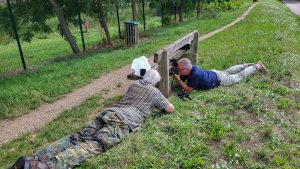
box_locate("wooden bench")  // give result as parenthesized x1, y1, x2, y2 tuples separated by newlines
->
(154, 30, 199, 97)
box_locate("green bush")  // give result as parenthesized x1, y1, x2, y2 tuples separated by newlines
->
(201, 8, 218, 19)
(200, 0, 243, 19)
(162, 16, 172, 25)
(0, 31, 11, 45)
(229, 0, 243, 9)
(207, 0, 243, 11)
(35, 32, 50, 40)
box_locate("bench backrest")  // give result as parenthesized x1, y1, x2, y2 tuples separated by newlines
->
(154, 30, 199, 96)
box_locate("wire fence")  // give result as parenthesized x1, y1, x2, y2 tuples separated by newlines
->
(0, 0, 237, 76)
(0, 0, 162, 76)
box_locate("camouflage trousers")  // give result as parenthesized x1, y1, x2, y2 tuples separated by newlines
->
(34, 110, 129, 169)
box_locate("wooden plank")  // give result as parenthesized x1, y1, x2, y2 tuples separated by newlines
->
(154, 48, 188, 63)
(158, 51, 170, 97)
(169, 49, 187, 60)
(190, 31, 199, 65)
(151, 63, 158, 70)
(164, 30, 197, 54)
(154, 50, 163, 63)
(154, 30, 198, 63)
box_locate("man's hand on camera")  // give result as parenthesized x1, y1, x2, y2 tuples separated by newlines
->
(172, 74, 193, 93)
(173, 74, 181, 82)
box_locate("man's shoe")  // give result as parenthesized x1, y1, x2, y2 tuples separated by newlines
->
(256, 62, 267, 73)
(9, 156, 26, 169)
(24, 159, 49, 169)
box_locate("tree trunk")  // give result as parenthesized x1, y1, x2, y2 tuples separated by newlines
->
(179, 0, 183, 22)
(97, 0, 113, 46)
(131, 0, 137, 21)
(196, 0, 200, 19)
(48, 0, 81, 55)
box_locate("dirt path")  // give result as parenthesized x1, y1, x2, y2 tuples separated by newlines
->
(285, 0, 300, 16)
(0, 2, 260, 145)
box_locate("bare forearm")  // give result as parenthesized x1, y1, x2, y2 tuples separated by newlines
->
(178, 80, 192, 93)
(174, 76, 193, 93)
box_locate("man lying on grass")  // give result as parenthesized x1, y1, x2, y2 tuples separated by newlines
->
(11, 69, 175, 169)
(173, 58, 266, 93)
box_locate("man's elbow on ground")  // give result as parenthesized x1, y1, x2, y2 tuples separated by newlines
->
(165, 103, 175, 113)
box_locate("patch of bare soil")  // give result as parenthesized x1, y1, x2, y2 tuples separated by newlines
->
(236, 110, 262, 153)
(249, 130, 261, 149)
(236, 110, 260, 126)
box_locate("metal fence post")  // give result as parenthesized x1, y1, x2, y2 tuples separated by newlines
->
(161, 2, 164, 27)
(75, 0, 85, 51)
(142, 0, 146, 31)
(174, 4, 177, 21)
(6, 0, 26, 70)
(116, 1, 121, 39)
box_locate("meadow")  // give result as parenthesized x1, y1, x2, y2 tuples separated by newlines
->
(0, 0, 300, 169)
(0, 1, 250, 120)
(80, 0, 300, 167)
(0, 0, 299, 168)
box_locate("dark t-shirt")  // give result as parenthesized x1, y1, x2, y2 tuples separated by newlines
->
(181, 65, 219, 90)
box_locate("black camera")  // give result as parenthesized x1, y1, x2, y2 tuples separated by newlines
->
(178, 91, 192, 101)
(169, 58, 179, 76)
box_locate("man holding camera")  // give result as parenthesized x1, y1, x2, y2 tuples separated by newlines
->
(172, 58, 266, 93)
(11, 69, 175, 169)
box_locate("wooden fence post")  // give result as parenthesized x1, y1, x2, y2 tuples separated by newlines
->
(158, 51, 170, 97)
(154, 30, 199, 97)
(190, 31, 199, 65)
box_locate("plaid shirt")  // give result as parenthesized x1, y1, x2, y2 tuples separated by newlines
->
(105, 80, 170, 131)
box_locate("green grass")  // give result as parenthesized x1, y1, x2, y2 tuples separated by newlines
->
(0, 1, 252, 120)
(0, 0, 299, 168)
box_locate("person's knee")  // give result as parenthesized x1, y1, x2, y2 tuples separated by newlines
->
(95, 127, 128, 151)
(94, 133, 118, 151)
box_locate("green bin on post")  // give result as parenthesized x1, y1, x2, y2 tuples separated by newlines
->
(125, 21, 139, 46)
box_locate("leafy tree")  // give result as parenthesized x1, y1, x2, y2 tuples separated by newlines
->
(0, 0, 81, 54)
(79, 0, 114, 46)
(97, 0, 113, 46)
(48, 0, 81, 54)
(131, 0, 137, 21)
(0, 0, 124, 54)
(148, 0, 194, 23)
(196, 0, 208, 18)
(0, 0, 52, 42)
(196, 0, 201, 18)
